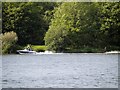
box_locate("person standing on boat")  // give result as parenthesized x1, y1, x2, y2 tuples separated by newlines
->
(26, 44, 32, 51)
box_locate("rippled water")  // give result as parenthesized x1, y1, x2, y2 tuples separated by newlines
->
(0, 55, 2, 89)
(2, 53, 118, 88)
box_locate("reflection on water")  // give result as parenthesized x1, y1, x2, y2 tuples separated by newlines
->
(2, 53, 118, 88)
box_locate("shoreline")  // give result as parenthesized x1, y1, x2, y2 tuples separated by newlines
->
(2, 52, 120, 55)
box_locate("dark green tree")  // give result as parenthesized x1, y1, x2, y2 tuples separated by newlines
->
(98, 2, 120, 49)
(2, 2, 57, 45)
(45, 2, 101, 52)
(45, 2, 120, 52)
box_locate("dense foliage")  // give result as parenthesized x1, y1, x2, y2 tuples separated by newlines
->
(98, 3, 120, 48)
(0, 2, 1, 33)
(2, 2, 120, 53)
(44, 2, 120, 52)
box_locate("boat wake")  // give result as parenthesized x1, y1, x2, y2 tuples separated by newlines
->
(105, 51, 120, 54)
(17, 49, 63, 55)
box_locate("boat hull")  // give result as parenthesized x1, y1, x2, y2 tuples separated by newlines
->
(17, 50, 36, 54)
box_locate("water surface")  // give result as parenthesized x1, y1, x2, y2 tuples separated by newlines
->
(2, 53, 118, 88)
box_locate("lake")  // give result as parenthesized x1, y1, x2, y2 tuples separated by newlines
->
(2, 53, 118, 88)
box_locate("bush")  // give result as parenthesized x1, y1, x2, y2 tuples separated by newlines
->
(31, 45, 47, 52)
(64, 47, 104, 53)
(1, 31, 18, 54)
(106, 46, 120, 51)
(9, 45, 24, 54)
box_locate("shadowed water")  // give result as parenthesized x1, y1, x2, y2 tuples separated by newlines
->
(2, 53, 118, 88)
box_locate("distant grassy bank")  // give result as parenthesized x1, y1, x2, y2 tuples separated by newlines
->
(2, 44, 120, 54)
(31, 45, 47, 52)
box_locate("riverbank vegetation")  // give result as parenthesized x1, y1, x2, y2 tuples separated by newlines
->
(2, 2, 120, 54)
(1, 31, 18, 54)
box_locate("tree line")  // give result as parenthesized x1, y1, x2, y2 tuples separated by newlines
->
(2, 2, 120, 53)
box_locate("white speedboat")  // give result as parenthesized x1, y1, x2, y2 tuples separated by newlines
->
(17, 49, 36, 54)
